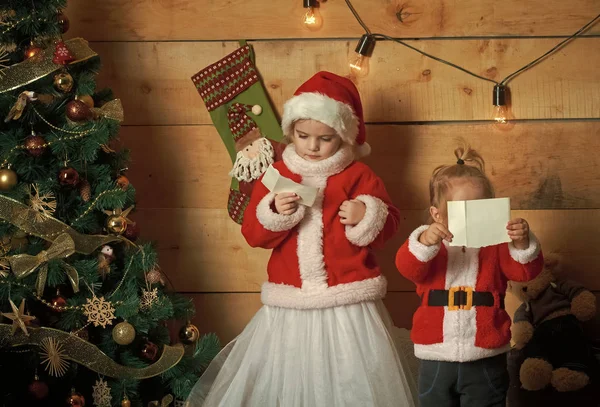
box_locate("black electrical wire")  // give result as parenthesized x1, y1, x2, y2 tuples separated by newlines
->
(344, 0, 599, 86)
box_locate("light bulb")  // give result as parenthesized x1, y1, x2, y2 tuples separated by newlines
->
(302, 4, 323, 31)
(349, 34, 376, 78)
(493, 105, 508, 123)
(492, 84, 508, 123)
(349, 54, 370, 77)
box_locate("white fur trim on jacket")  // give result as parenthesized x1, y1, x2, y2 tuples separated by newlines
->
(261, 275, 387, 309)
(256, 192, 306, 232)
(345, 195, 389, 247)
(281, 92, 359, 145)
(296, 176, 328, 289)
(408, 225, 441, 263)
(414, 342, 510, 363)
(283, 144, 355, 177)
(508, 231, 541, 264)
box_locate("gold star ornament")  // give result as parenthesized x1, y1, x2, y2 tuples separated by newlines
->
(2, 299, 35, 335)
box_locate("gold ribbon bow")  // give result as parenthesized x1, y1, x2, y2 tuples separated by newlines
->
(92, 99, 124, 122)
(148, 395, 174, 407)
(8, 233, 78, 295)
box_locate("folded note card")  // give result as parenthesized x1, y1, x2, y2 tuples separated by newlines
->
(447, 197, 511, 248)
(261, 165, 318, 207)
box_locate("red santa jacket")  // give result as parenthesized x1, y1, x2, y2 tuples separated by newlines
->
(396, 225, 543, 362)
(241, 144, 399, 309)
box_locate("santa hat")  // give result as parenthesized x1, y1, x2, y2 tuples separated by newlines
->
(227, 103, 264, 151)
(281, 71, 370, 157)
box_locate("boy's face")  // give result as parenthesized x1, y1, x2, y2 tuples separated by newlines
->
(292, 120, 341, 162)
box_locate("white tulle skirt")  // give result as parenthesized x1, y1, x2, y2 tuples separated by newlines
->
(186, 300, 418, 407)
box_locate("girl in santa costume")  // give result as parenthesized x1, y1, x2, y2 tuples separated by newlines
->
(186, 71, 417, 407)
(395, 146, 544, 407)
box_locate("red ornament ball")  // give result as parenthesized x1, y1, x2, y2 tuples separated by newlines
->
(24, 133, 47, 157)
(58, 167, 80, 187)
(67, 391, 86, 406)
(28, 378, 49, 400)
(57, 12, 70, 34)
(141, 340, 159, 361)
(51, 294, 67, 311)
(66, 100, 93, 122)
(123, 221, 140, 241)
(24, 45, 43, 60)
(116, 175, 130, 190)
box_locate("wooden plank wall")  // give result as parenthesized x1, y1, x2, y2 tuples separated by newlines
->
(65, 1, 600, 343)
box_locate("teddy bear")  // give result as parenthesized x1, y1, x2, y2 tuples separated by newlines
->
(507, 255, 597, 392)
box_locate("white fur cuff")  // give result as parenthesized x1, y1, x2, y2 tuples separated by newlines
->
(345, 195, 388, 247)
(508, 231, 541, 264)
(256, 192, 306, 232)
(408, 225, 441, 263)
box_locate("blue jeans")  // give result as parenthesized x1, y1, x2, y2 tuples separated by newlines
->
(418, 354, 509, 407)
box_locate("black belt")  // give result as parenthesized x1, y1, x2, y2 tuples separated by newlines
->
(427, 288, 504, 310)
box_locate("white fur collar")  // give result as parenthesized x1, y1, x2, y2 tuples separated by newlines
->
(282, 144, 355, 177)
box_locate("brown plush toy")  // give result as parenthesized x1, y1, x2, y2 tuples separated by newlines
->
(508, 255, 597, 392)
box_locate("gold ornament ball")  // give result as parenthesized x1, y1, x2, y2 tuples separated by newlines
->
(107, 215, 128, 234)
(0, 168, 18, 191)
(121, 397, 131, 407)
(53, 72, 74, 93)
(112, 321, 136, 345)
(179, 323, 200, 344)
(76, 94, 95, 108)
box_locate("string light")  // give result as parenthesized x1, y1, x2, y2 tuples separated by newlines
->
(492, 85, 508, 124)
(349, 34, 375, 78)
(340, 0, 600, 123)
(302, 0, 323, 31)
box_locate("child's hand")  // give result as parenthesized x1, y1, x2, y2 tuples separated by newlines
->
(419, 222, 453, 246)
(507, 218, 530, 250)
(339, 200, 366, 226)
(275, 192, 300, 215)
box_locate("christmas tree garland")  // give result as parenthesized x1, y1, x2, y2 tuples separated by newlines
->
(0, 37, 96, 93)
(0, 193, 125, 253)
(0, 324, 185, 379)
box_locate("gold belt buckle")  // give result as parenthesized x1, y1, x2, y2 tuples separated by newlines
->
(448, 286, 474, 311)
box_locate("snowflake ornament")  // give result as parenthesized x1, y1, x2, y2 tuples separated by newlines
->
(28, 184, 57, 222)
(92, 378, 112, 407)
(56, 46, 69, 57)
(40, 337, 69, 377)
(83, 296, 116, 328)
(140, 288, 158, 311)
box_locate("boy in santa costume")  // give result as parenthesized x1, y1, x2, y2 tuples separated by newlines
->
(186, 71, 417, 407)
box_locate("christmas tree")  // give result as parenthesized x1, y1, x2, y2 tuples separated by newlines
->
(0, 1, 219, 406)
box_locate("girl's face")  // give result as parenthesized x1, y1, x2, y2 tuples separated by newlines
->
(430, 177, 487, 225)
(292, 120, 342, 162)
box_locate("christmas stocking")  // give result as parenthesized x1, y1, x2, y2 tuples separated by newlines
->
(192, 41, 284, 225)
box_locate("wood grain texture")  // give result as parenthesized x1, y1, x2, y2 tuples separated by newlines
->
(65, 0, 600, 41)
(133, 208, 600, 292)
(122, 122, 600, 211)
(92, 39, 600, 125)
(187, 291, 421, 344)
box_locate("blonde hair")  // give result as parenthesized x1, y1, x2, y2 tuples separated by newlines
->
(429, 144, 494, 210)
